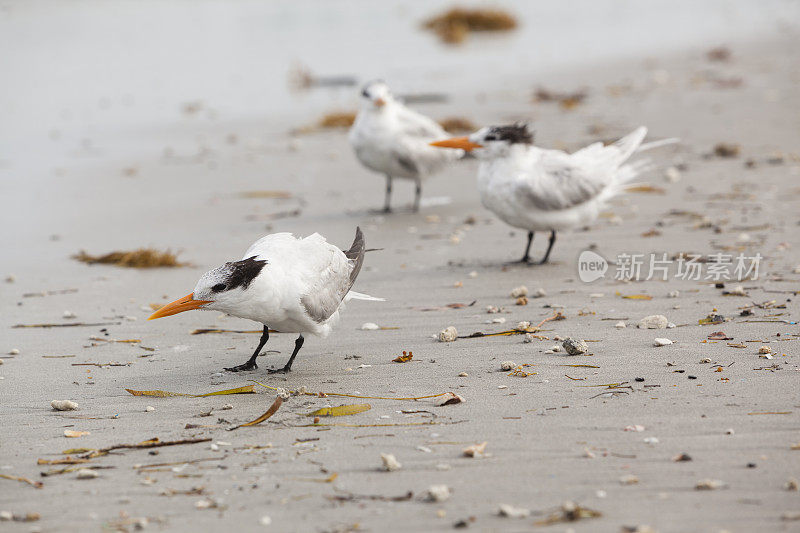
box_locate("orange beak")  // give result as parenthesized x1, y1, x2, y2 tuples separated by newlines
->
(430, 137, 483, 151)
(148, 293, 211, 320)
(374, 98, 386, 107)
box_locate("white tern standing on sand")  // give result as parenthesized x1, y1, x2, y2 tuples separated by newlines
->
(349, 80, 463, 213)
(431, 124, 673, 264)
(148, 228, 382, 373)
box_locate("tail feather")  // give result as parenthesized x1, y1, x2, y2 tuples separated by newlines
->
(637, 137, 680, 153)
(345, 291, 385, 302)
(613, 126, 648, 164)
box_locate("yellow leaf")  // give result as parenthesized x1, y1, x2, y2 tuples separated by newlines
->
(622, 294, 653, 300)
(125, 385, 255, 398)
(236, 396, 283, 428)
(64, 430, 90, 438)
(625, 184, 666, 194)
(61, 448, 93, 454)
(125, 389, 188, 397)
(307, 404, 371, 417)
(196, 385, 255, 397)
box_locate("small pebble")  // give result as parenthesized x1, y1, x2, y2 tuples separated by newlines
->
(490, 317, 506, 324)
(668, 290, 680, 298)
(531, 288, 547, 298)
(63, 310, 76, 319)
(664, 166, 681, 183)
(486, 305, 500, 314)
(695, 479, 726, 490)
(725, 428, 735, 435)
(458, 372, 468, 377)
(785, 478, 799, 491)
(221, 404, 233, 410)
(515, 296, 528, 306)
(620, 474, 639, 485)
(522, 333, 535, 343)
(468, 271, 478, 278)
(361, 322, 380, 330)
(145, 406, 155, 412)
(643, 437, 659, 445)
(758, 346, 772, 354)
(259, 516, 272, 527)
(435, 463, 451, 471)
(500, 361, 516, 371)
(9, 349, 19, 355)
(653, 338, 673, 347)
(615, 321, 626, 329)
(497, 504, 530, 518)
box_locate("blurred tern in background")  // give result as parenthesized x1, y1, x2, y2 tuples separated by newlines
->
(432, 124, 675, 264)
(349, 80, 463, 213)
(148, 228, 382, 373)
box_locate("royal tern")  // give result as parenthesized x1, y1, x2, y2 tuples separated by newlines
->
(148, 228, 381, 373)
(432, 124, 665, 264)
(349, 80, 463, 212)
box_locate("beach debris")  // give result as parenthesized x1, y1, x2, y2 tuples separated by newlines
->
(125, 385, 255, 398)
(361, 322, 380, 330)
(643, 437, 659, 445)
(723, 285, 747, 296)
(713, 143, 740, 158)
(230, 396, 283, 430)
(435, 392, 464, 406)
(9, 348, 19, 355)
(486, 305, 500, 314)
(0, 511, 40, 522)
(438, 117, 477, 133)
(623, 294, 652, 300)
(620, 474, 639, 485)
(624, 425, 645, 432)
(458, 372, 468, 377)
(785, 478, 799, 491)
(462, 442, 487, 458)
(699, 313, 727, 325)
(664, 166, 681, 183)
(425, 484, 451, 502)
(422, 8, 517, 44)
(725, 428, 735, 435)
(380, 453, 402, 472)
(194, 499, 218, 510)
(695, 479, 727, 490)
(393, 351, 414, 363)
(615, 321, 626, 329)
(438, 326, 458, 342)
(73, 249, 184, 268)
(64, 430, 90, 438)
(782, 512, 800, 522)
(562, 338, 588, 355)
(76, 468, 98, 479)
(318, 111, 356, 129)
(583, 447, 596, 459)
(239, 190, 292, 199)
(672, 453, 693, 462)
(308, 404, 370, 417)
(497, 504, 530, 518)
(515, 296, 528, 306)
(259, 515, 272, 527)
(51, 400, 79, 411)
(510, 286, 528, 298)
(707, 331, 732, 340)
(707, 46, 731, 62)
(14, 321, 121, 329)
(145, 406, 155, 412)
(534, 501, 602, 526)
(0, 473, 43, 489)
(288, 63, 356, 91)
(653, 338, 673, 347)
(638, 315, 669, 329)
(523, 333, 535, 343)
(500, 360, 516, 371)
(758, 346, 772, 355)
(535, 87, 588, 110)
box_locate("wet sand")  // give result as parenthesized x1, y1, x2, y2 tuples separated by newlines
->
(2, 4, 800, 532)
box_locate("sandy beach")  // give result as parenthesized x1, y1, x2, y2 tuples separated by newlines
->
(1, 2, 800, 532)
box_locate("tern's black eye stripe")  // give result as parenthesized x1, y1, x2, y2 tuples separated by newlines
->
(361, 89, 370, 98)
(485, 135, 497, 141)
(211, 283, 227, 293)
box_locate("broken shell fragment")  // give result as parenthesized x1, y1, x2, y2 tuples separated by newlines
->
(758, 346, 772, 354)
(653, 338, 673, 347)
(380, 453, 402, 472)
(638, 315, 669, 329)
(500, 360, 516, 371)
(462, 441, 487, 458)
(620, 474, 639, 485)
(76, 469, 98, 479)
(425, 484, 451, 502)
(695, 479, 727, 490)
(510, 285, 528, 298)
(497, 504, 530, 518)
(435, 392, 464, 406)
(51, 400, 79, 411)
(361, 322, 380, 330)
(562, 338, 588, 355)
(438, 326, 458, 342)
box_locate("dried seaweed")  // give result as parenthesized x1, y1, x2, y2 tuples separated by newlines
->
(423, 8, 517, 44)
(125, 385, 255, 397)
(308, 404, 371, 417)
(0, 473, 43, 488)
(250, 380, 453, 402)
(13, 322, 120, 329)
(230, 396, 283, 430)
(534, 501, 602, 525)
(238, 190, 292, 199)
(318, 112, 356, 129)
(393, 351, 414, 363)
(438, 117, 477, 133)
(73, 249, 185, 268)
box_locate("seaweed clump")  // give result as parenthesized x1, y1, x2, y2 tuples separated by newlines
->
(73, 249, 185, 268)
(423, 8, 517, 44)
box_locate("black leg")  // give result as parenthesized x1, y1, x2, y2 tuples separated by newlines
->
(412, 180, 422, 212)
(382, 175, 393, 213)
(520, 231, 535, 263)
(539, 230, 557, 264)
(225, 325, 269, 372)
(269, 335, 304, 374)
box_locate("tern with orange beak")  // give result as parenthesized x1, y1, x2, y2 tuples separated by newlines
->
(432, 124, 674, 264)
(349, 80, 463, 212)
(149, 228, 382, 373)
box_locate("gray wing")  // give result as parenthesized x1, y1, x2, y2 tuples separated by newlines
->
(301, 227, 365, 323)
(515, 158, 608, 211)
(395, 105, 447, 140)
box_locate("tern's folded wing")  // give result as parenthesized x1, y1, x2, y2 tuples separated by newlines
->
(396, 105, 448, 140)
(513, 158, 609, 211)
